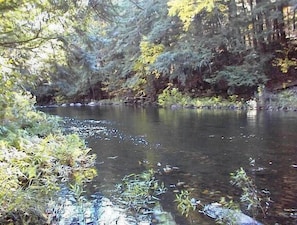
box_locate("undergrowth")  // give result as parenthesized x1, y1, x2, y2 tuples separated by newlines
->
(0, 74, 97, 224)
(158, 87, 245, 109)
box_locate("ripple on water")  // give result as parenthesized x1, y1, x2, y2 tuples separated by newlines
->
(61, 117, 160, 149)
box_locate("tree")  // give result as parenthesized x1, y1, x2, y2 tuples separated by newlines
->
(0, 0, 117, 102)
(3, 0, 296, 104)
(165, 0, 296, 95)
(0, 1, 120, 222)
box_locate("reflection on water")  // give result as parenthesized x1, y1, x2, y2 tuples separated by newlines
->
(41, 106, 297, 225)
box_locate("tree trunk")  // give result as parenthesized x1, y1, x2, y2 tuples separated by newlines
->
(255, 0, 266, 52)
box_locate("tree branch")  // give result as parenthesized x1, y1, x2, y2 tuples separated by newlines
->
(128, 0, 144, 10)
(0, 28, 42, 48)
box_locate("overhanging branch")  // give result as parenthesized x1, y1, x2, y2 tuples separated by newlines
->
(0, 28, 42, 48)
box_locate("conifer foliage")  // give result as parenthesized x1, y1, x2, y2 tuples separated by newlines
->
(1, 0, 297, 102)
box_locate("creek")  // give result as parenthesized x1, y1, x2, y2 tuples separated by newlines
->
(41, 106, 297, 225)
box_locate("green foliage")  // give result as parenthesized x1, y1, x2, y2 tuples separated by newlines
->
(206, 51, 269, 88)
(0, 71, 59, 135)
(158, 87, 245, 109)
(126, 38, 165, 95)
(0, 72, 97, 222)
(275, 89, 297, 109)
(158, 87, 191, 107)
(167, 0, 220, 31)
(175, 190, 196, 217)
(134, 39, 165, 72)
(0, 0, 117, 103)
(274, 57, 297, 73)
(194, 96, 242, 108)
(230, 159, 270, 218)
(215, 66, 264, 87)
(70, 183, 86, 201)
(150, 45, 213, 86)
(115, 169, 166, 211)
(2, 0, 296, 104)
(218, 197, 240, 211)
(273, 47, 297, 73)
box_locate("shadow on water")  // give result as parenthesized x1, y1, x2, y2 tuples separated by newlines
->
(41, 106, 297, 225)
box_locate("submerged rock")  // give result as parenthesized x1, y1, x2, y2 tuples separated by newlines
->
(152, 203, 177, 225)
(202, 203, 263, 225)
(47, 190, 176, 225)
(47, 192, 140, 225)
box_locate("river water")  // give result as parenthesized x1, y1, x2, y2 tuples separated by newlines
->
(42, 106, 297, 225)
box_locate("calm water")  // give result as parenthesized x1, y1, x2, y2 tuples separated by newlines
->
(42, 106, 297, 225)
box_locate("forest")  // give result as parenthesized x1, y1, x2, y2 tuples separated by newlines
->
(1, 0, 297, 105)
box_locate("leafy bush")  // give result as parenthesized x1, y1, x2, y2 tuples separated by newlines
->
(115, 169, 166, 211)
(158, 87, 191, 107)
(230, 160, 270, 219)
(175, 190, 197, 217)
(0, 74, 97, 223)
(158, 87, 245, 109)
(273, 88, 297, 109)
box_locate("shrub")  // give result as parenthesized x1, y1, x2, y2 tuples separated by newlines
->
(0, 76, 97, 223)
(158, 87, 191, 107)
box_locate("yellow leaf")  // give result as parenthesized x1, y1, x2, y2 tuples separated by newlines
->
(28, 166, 37, 179)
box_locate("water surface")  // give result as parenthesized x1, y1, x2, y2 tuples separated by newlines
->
(42, 106, 297, 224)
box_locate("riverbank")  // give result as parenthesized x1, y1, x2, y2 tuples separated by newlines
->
(39, 87, 297, 112)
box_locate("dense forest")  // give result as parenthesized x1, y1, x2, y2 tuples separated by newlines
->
(1, 0, 297, 104)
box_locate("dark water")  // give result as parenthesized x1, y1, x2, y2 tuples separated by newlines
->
(41, 106, 297, 225)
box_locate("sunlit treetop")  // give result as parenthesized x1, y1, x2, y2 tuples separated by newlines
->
(0, 0, 117, 48)
(167, 0, 219, 30)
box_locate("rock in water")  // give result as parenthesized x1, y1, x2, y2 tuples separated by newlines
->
(152, 203, 177, 225)
(47, 192, 140, 225)
(47, 191, 177, 225)
(202, 203, 263, 225)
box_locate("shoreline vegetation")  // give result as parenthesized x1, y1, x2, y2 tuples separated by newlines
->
(0, 89, 97, 224)
(39, 87, 297, 112)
